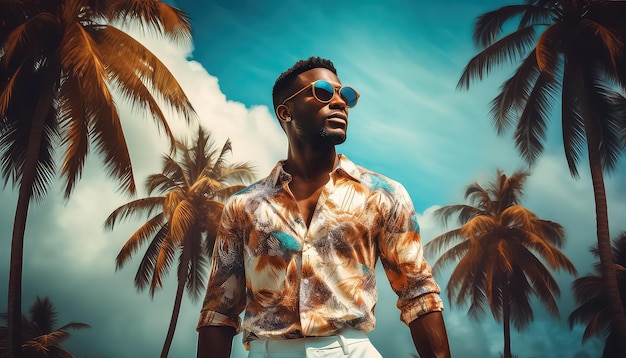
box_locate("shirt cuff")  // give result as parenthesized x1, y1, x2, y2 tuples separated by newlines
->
(400, 292, 444, 326)
(196, 310, 242, 333)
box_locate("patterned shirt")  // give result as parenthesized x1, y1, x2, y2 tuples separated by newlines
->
(197, 155, 443, 345)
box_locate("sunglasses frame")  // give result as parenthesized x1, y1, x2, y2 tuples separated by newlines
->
(281, 80, 360, 108)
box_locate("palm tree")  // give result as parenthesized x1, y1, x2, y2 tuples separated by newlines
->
(569, 232, 626, 358)
(0, 1, 195, 356)
(457, 0, 626, 347)
(0, 296, 90, 358)
(104, 126, 255, 358)
(424, 169, 577, 358)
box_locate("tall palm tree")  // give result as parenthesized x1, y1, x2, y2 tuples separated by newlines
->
(0, 296, 90, 358)
(424, 169, 577, 358)
(569, 232, 626, 358)
(104, 126, 255, 358)
(0, 1, 195, 356)
(457, 0, 626, 346)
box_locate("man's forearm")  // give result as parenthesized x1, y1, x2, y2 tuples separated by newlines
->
(409, 311, 451, 358)
(197, 326, 236, 358)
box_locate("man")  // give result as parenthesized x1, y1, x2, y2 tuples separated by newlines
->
(197, 57, 450, 358)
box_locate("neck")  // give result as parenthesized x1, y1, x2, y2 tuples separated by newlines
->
(284, 145, 337, 180)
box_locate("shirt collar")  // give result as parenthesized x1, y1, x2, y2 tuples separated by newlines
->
(334, 154, 361, 183)
(269, 154, 362, 186)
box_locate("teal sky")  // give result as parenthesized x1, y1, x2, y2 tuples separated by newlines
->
(2, 1, 625, 357)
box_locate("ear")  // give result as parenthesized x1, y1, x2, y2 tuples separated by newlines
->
(275, 104, 291, 122)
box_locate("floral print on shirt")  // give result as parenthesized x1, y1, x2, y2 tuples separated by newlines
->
(197, 155, 443, 345)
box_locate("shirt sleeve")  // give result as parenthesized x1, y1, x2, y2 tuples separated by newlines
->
(197, 198, 247, 332)
(377, 183, 444, 326)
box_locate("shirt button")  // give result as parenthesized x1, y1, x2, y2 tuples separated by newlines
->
(303, 279, 309, 285)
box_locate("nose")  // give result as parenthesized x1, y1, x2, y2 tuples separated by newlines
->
(329, 88, 347, 109)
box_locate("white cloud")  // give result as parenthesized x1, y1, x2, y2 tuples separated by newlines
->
(124, 27, 286, 178)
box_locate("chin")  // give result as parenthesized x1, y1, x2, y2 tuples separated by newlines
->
(318, 128, 346, 145)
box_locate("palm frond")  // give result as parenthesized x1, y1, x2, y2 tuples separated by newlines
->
(150, 234, 177, 295)
(561, 62, 586, 177)
(25, 329, 70, 349)
(1, 12, 58, 71)
(459, 215, 498, 242)
(163, 190, 185, 218)
(518, 2, 554, 28)
(96, 24, 195, 122)
(29, 296, 57, 334)
(585, 69, 626, 172)
(160, 155, 188, 188)
(0, 82, 58, 201)
(107, 0, 192, 42)
(513, 69, 559, 166)
(63, 32, 136, 196)
(156, 1, 192, 42)
(185, 127, 210, 181)
(579, 18, 623, 70)
(60, 22, 110, 102)
(429, 239, 470, 276)
(209, 138, 233, 176)
(104, 196, 164, 230)
(58, 75, 89, 198)
(146, 171, 183, 195)
(55, 322, 90, 331)
(184, 231, 209, 301)
(535, 23, 564, 75)
(0, 63, 23, 117)
(464, 183, 492, 209)
(490, 49, 540, 134)
(458, 25, 538, 90)
(133, 225, 168, 291)
(535, 218, 566, 247)
(508, 269, 536, 329)
(115, 213, 166, 269)
(168, 199, 197, 244)
(433, 204, 468, 227)
(96, 25, 180, 145)
(473, 5, 537, 49)
(613, 232, 626, 265)
(424, 227, 464, 255)
(514, 248, 560, 312)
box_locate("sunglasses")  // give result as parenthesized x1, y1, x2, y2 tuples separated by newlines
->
(281, 80, 360, 107)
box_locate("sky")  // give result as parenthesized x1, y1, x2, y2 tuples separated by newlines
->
(1, 0, 626, 357)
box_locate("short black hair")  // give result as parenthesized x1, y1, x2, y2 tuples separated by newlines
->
(272, 57, 337, 111)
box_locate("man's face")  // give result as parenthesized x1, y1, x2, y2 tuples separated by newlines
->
(284, 68, 350, 147)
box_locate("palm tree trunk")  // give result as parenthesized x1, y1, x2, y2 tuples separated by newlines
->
(576, 61, 626, 351)
(502, 282, 512, 358)
(7, 79, 56, 358)
(585, 140, 626, 346)
(160, 248, 190, 358)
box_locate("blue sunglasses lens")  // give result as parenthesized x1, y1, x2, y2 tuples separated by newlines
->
(313, 81, 359, 107)
(340, 87, 358, 107)
(313, 81, 335, 102)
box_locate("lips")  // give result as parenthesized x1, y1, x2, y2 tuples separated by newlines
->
(327, 112, 347, 127)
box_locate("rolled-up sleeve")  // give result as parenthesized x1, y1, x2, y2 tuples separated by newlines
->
(378, 185, 444, 325)
(197, 199, 246, 332)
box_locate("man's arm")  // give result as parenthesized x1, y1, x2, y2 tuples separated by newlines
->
(197, 326, 236, 358)
(409, 311, 451, 358)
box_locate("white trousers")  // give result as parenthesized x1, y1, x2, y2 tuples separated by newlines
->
(247, 328, 382, 358)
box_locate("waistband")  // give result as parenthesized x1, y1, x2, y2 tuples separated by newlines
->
(248, 327, 370, 354)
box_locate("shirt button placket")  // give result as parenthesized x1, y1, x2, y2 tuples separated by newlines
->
(299, 237, 312, 334)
